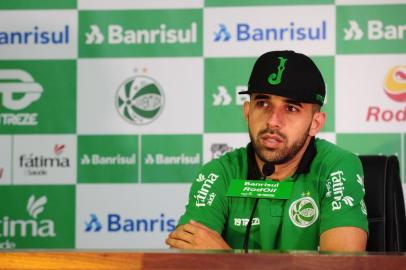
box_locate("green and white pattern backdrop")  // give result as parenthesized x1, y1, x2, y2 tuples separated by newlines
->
(0, 0, 405, 249)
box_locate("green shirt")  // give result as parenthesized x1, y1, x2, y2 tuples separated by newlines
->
(178, 138, 369, 250)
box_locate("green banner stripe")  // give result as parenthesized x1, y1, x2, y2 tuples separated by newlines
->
(205, 0, 333, 7)
(0, 0, 76, 9)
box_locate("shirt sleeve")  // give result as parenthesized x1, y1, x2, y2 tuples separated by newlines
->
(319, 153, 369, 235)
(177, 159, 229, 234)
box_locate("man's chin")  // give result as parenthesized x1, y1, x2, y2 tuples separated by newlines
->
(260, 146, 281, 154)
(258, 150, 284, 164)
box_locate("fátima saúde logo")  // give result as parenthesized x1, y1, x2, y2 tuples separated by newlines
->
(0, 195, 55, 249)
(0, 69, 43, 126)
(115, 75, 164, 125)
(384, 65, 406, 102)
(18, 143, 70, 177)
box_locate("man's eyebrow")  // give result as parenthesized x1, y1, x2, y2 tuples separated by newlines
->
(284, 98, 304, 108)
(253, 94, 270, 100)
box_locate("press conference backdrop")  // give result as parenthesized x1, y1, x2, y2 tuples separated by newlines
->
(0, 0, 405, 250)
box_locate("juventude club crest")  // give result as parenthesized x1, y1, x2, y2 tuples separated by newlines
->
(115, 75, 165, 125)
(289, 197, 319, 228)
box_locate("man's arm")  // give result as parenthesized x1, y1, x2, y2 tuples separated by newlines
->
(319, 226, 367, 252)
(319, 152, 369, 252)
(169, 158, 231, 249)
(165, 220, 231, 250)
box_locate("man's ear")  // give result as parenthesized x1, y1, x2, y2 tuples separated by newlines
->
(243, 101, 250, 122)
(309, 111, 326, 136)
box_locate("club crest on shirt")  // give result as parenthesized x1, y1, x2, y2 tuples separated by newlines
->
(289, 196, 319, 228)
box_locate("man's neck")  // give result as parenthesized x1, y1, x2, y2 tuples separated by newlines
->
(255, 136, 312, 181)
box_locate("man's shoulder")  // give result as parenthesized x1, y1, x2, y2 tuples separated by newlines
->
(314, 138, 361, 167)
(203, 146, 248, 176)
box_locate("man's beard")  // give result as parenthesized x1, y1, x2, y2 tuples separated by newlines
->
(249, 126, 310, 165)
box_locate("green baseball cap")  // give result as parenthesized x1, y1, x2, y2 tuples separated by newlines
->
(239, 50, 326, 106)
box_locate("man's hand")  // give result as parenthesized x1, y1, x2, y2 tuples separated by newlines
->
(165, 220, 231, 250)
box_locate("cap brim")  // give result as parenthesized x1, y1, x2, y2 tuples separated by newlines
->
(237, 89, 324, 106)
(238, 90, 250, 95)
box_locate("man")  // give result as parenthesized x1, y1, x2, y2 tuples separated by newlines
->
(166, 50, 368, 251)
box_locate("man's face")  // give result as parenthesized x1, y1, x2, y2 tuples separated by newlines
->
(243, 93, 323, 165)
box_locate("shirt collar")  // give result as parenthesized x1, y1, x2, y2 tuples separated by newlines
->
(247, 136, 317, 179)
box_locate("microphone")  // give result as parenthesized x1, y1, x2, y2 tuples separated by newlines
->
(262, 162, 275, 178)
(243, 162, 275, 253)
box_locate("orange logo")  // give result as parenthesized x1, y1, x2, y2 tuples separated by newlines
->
(384, 65, 406, 102)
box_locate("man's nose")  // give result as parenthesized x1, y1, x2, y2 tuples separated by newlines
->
(266, 107, 283, 129)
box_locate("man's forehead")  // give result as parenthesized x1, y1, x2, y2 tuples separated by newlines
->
(251, 93, 303, 104)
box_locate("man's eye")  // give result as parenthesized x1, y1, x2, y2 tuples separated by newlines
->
(256, 100, 269, 108)
(286, 105, 299, 112)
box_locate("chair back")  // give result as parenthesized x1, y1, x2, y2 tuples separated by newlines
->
(359, 155, 406, 252)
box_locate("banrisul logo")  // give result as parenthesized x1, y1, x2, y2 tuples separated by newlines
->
(0, 186, 75, 249)
(85, 24, 196, 45)
(144, 153, 200, 165)
(0, 69, 43, 126)
(343, 19, 405, 41)
(212, 85, 248, 107)
(85, 25, 104, 45)
(81, 153, 136, 166)
(83, 213, 176, 233)
(142, 135, 202, 183)
(19, 144, 70, 176)
(343, 21, 364, 41)
(78, 135, 138, 183)
(79, 9, 202, 57)
(0, 26, 69, 46)
(213, 21, 327, 42)
(337, 5, 406, 53)
(115, 75, 164, 125)
(214, 24, 231, 42)
(84, 214, 102, 232)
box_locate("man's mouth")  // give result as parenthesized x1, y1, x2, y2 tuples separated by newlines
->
(260, 134, 284, 149)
